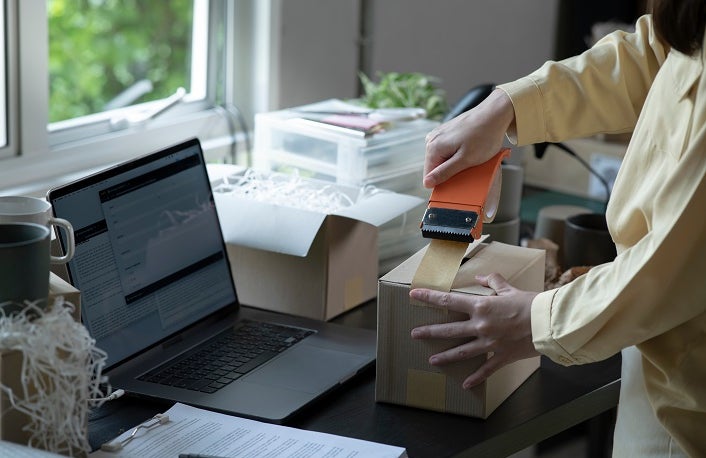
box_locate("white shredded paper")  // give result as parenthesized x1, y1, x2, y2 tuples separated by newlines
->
(213, 169, 389, 213)
(0, 299, 109, 456)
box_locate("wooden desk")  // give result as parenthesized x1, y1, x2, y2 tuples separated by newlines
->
(88, 301, 621, 457)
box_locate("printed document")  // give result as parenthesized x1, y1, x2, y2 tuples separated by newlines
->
(89, 402, 407, 457)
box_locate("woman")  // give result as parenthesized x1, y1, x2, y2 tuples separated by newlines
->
(411, 1, 706, 455)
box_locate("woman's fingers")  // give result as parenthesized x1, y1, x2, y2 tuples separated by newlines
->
(476, 272, 514, 295)
(409, 274, 539, 388)
(411, 320, 473, 340)
(409, 288, 478, 314)
(426, 339, 487, 366)
(462, 354, 507, 389)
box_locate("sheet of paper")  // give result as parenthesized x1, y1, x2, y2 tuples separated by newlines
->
(89, 402, 407, 458)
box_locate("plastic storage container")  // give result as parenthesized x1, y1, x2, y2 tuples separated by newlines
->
(253, 99, 439, 187)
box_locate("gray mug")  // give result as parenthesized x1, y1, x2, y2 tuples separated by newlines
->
(0, 195, 75, 264)
(563, 213, 617, 268)
(0, 222, 51, 315)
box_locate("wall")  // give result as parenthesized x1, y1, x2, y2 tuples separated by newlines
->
(269, 0, 559, 110)
(365, 0, 559, 106)
(267, 0, 363, 110)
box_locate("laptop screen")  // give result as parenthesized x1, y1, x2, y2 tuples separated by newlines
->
(49, 138, 238, 369)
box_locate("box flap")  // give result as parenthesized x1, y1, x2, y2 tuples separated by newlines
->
(452, 242, 544, 295)
(332, 191, 422, 227)
(207, 163, 246, 187)
(215, 192, 327, 257)
(214, 173, 423, 257)
(49, 272, 79, 296)
(380, 236, 488, 285)
(380, 240, 543, 297)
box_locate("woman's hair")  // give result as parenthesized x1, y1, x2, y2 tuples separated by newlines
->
(652, 0, 706, 54)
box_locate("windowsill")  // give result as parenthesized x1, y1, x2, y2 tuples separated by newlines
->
(0, 109, 241, 197)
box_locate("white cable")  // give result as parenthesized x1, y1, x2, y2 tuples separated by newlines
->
(100, 413, 170, 452)
(90, 388, 125, 402)
(0, 297, 109, 456)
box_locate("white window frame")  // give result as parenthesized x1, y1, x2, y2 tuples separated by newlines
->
(0, 0, 244, 197)
(0, 0, 19, 159)
(0, 0, 8, 151)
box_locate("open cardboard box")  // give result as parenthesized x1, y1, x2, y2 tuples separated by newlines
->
(376, 241, 545, 418)
(211, 167, 423, 321)
(0, 273, 82, 449)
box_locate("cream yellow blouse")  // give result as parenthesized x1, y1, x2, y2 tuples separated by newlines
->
(498, 15, 706, 456)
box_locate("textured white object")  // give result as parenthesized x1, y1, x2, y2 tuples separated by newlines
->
(0, 299, 109, 456)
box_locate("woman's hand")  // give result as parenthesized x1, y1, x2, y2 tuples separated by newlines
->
(424, 88, 515, 188)
(410, 273, 539, 389)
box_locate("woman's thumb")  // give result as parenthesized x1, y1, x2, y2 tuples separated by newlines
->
(476, 273, 511, 294)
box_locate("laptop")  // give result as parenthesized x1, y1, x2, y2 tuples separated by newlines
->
(47, 137, 376, 423)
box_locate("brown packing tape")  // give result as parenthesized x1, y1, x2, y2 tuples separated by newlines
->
(404, 219, 473, 412)
(405, 368, 447, 412)
(410, 239, 468, 306)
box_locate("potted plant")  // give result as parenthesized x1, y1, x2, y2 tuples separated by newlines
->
(357, 71, 448, 121)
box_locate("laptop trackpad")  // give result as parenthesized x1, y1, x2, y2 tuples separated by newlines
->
(243, 344, 369, 394)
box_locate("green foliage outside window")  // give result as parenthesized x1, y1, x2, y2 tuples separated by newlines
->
(48, 0, 193, 123)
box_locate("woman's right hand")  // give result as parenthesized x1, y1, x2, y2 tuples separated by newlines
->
(423, 88, 516, 188)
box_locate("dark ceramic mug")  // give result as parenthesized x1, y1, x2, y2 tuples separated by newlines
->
(0, 222, 51, 314)
(563, 213, 617, 268)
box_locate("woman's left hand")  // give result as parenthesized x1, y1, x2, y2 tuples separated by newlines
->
(410, 273, 540, 389)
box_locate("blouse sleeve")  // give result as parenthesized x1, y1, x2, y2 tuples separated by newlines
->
(497, 14, 668, 146)
(498, 14, 706, 365)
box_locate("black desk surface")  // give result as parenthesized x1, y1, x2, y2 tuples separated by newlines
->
(89, 301, 621, 458)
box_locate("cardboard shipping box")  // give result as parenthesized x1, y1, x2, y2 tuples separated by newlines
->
(47, 271, 82, 321)
(1, 273, 82, 447)
(213, 172, 423, 321)
(376, 241, 545, 418)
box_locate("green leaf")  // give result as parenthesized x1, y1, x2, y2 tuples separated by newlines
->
(357, 71, 448, 120)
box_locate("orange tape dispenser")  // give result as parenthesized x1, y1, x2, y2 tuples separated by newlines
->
(420, 148, 510, 243)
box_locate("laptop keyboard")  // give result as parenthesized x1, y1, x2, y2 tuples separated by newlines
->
(138, 320, 315, 393)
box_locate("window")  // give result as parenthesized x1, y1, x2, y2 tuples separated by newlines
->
(47, 0, 201, 124)
(47, 0, 221, 146)
(0, 0, 18, 160)
(0, 0, 248, 197)
(0, 0, 7, 150)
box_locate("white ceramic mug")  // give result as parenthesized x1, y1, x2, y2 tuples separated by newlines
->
(0, 195, 75, 264)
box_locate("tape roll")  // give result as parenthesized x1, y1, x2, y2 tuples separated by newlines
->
(483, 169, 502, 223)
